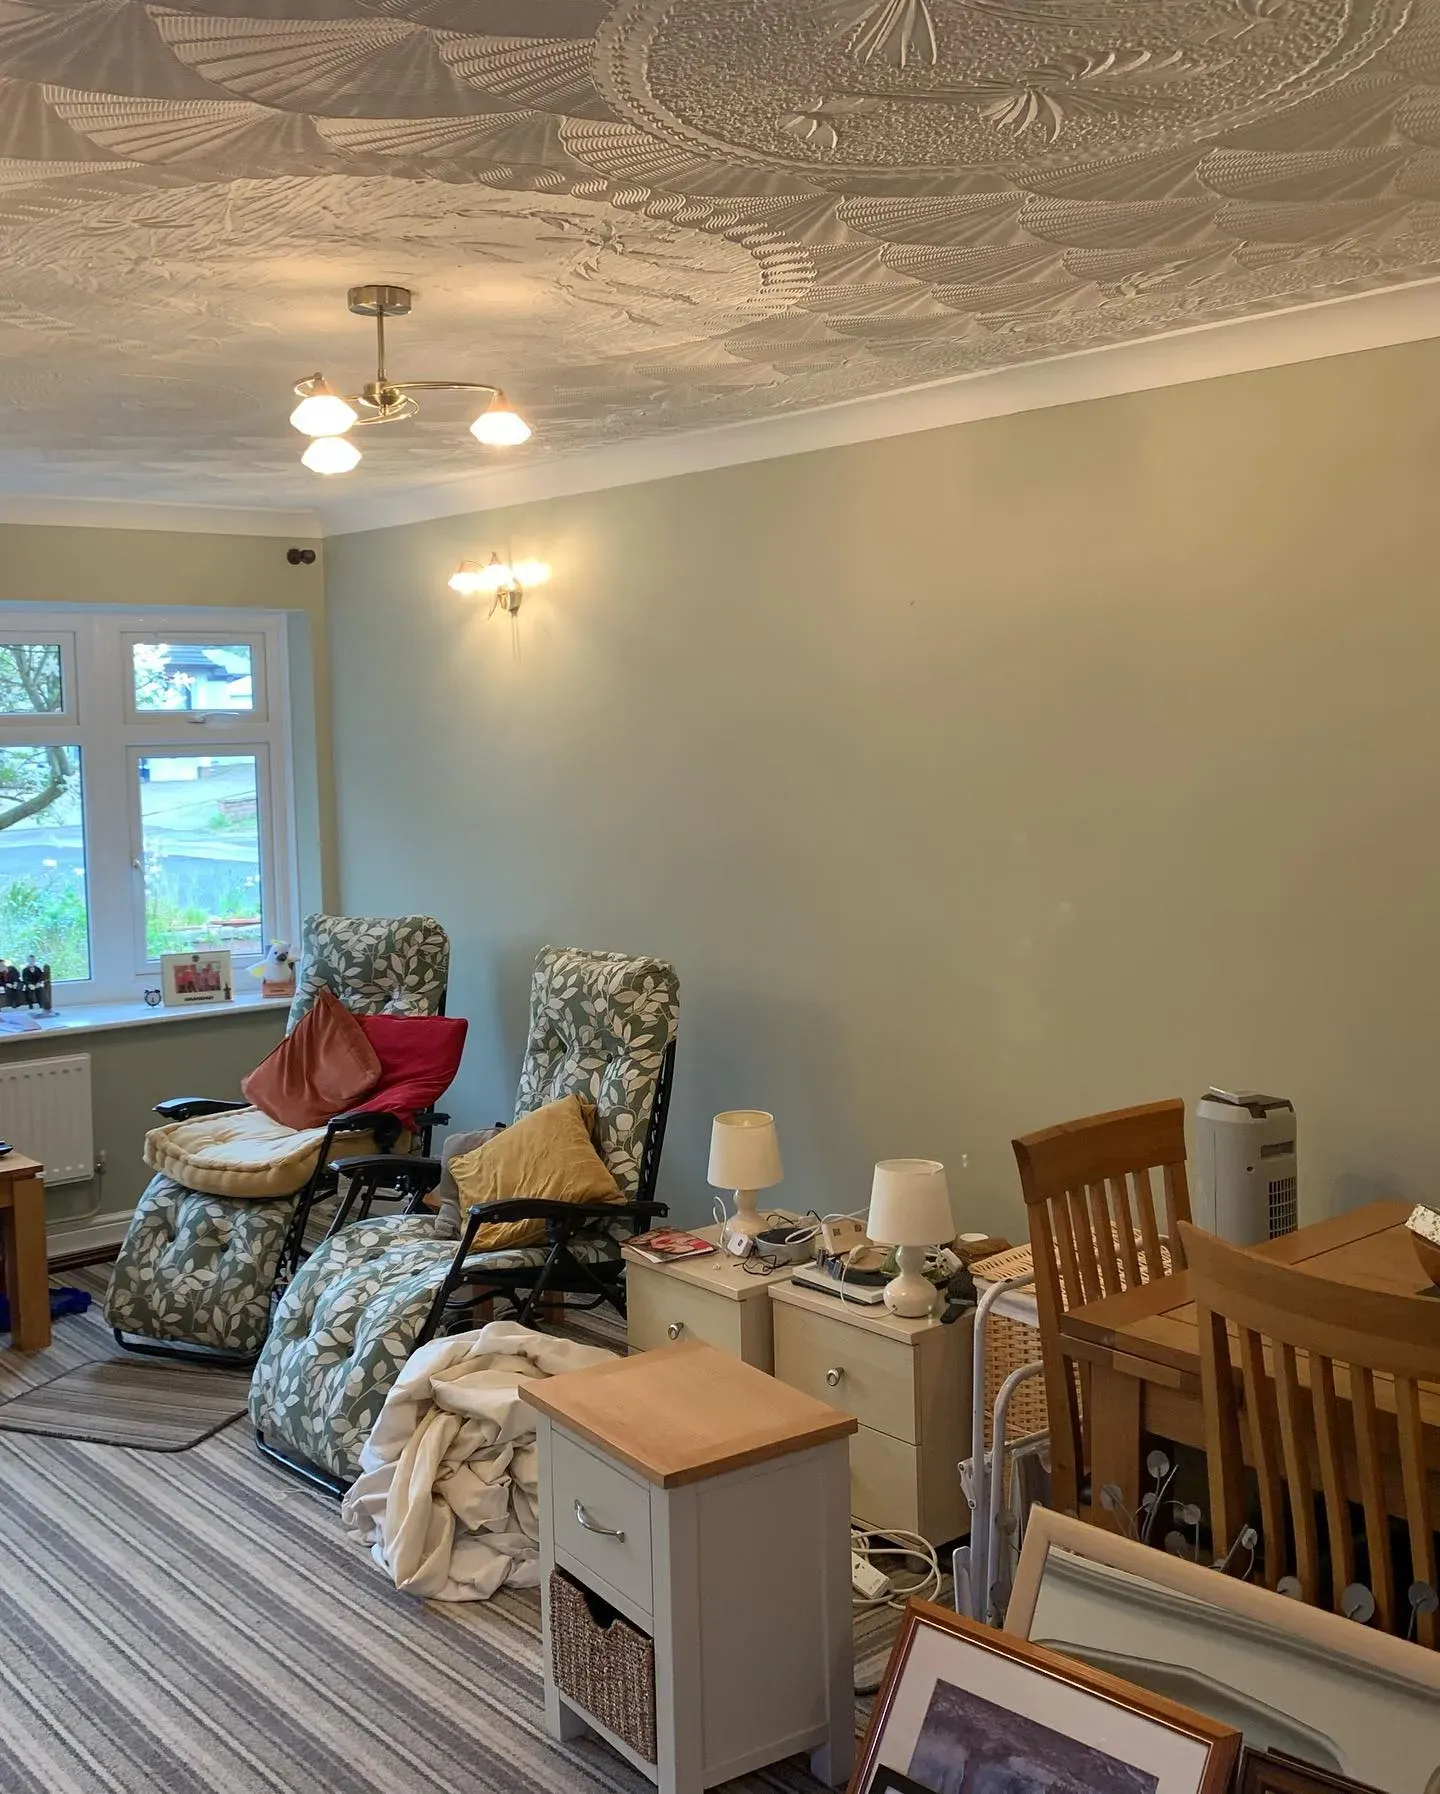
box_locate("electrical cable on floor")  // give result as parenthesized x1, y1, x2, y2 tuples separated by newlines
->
(850, 1524, 943, 1695)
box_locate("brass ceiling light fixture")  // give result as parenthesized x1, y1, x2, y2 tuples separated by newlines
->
(289, 284, 532, 476)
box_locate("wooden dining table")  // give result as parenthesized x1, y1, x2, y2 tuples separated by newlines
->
(1059, 1199, 1440, 1529)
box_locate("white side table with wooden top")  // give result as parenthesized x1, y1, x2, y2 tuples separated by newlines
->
(768, 1277, 973, 1544)
(622, 1222, 796, 1369)
(523, 1340, 857, 1794)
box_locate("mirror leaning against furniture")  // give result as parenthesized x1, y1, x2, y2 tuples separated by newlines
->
(66, 969, 1440, 1794)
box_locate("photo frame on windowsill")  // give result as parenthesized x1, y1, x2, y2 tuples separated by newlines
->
(1004, 1508, 1440, 1794)
(850, 1598, 1239, 1794)
(160, 949, 233, 1007)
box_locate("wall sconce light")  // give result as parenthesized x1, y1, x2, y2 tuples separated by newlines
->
(448, 552, 550, 615)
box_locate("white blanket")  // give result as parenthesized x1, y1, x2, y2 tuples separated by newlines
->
(341, 1321, 616, 1602)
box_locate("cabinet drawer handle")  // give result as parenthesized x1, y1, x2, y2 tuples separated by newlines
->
(667, 1320, 685, 1340)
(574, 1500, 625, 1542)
(825, 1366, 844, 1386)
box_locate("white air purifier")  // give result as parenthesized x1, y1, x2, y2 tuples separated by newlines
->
(1193, 1089, 1298, 1245)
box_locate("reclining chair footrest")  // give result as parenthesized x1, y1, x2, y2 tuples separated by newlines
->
(254, 1429, 349, 1499)
(111, 1327, 260, 1373)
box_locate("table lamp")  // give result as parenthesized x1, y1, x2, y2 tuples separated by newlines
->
(708, 1110, 782, 1243)
(867, 1158, 954, 1317)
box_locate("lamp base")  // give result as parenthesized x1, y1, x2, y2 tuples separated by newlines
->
(882, 1245, 938, 1319)
(722, 1188, 766, 1244)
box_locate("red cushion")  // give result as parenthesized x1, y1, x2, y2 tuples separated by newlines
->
(241, 987, 381, 1130)
(353, 1014, 468, 1130)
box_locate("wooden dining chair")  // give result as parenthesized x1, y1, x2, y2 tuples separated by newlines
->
(1011, 1098, 1192, 1518)
(1181, 1220, 1440, 1649)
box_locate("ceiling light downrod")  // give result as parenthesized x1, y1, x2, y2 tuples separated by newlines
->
(290, 284, 532, 476)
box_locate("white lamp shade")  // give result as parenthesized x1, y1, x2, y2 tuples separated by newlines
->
(867, 1158, 953, 1247)
(301, 434, 360, 475)
(470, 395, 532, 447)
(289, 383, 358, 438)
(708, 1111, 782, 1191)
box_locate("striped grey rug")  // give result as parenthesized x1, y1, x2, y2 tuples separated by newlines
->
(0, 1358, 251, 1450)
(0, 1271, 907, 1794)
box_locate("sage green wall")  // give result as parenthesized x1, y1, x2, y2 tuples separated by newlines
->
(325, 339, 1440, 1237)
(0, 521, 332, 1237)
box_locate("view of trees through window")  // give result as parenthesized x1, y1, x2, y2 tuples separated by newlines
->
(0, 644, 87, 976)
(0, 639, 268, 982)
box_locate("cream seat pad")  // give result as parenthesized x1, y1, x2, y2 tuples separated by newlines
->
(144, 1107, 390, 1200)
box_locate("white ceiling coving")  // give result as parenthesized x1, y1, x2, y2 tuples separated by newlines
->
(4, 0, 1440, 509)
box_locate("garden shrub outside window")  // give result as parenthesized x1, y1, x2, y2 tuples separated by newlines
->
(0, 611, 295, 1004)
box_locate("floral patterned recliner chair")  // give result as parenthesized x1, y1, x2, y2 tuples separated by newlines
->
(105, 914, 453, 1365)
(249, 944, 679, 1491)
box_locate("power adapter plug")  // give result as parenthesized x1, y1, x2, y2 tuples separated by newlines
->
(850, 1551, 889, 1601)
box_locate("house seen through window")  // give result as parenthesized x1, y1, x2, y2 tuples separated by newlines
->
(0, 613, 293, 1003)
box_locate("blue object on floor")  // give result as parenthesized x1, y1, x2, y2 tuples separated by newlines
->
(0, 1285, 91, 1332)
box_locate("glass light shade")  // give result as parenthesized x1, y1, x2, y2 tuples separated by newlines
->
(867, 1158, 953, 1247)
(301, 435, 361, 475)
(707, 1111, 783, 1191)
(470, 395, 531, 447)
(477, 555, 513, 594)
(289, 383, 358, 437)
(448, 561, 486, 596)
(513, 559, 550, 586)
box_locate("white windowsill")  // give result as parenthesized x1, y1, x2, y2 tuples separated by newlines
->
(0, 993, 291, 1045)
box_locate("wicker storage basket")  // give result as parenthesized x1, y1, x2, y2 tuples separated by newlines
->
(969, 1244, 1050, 1448)
(549, 1570, 657, 1764)
(970, 1233, 1174, 1450)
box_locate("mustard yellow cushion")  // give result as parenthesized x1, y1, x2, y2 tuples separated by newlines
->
(451, 1094, 622, 1251)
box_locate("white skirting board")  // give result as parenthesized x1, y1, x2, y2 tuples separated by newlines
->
(46, 1211, 131, 1263)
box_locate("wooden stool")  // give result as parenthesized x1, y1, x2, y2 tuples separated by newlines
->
(524, 1340, 857, 1794)
(0, 1153, 49, 1352)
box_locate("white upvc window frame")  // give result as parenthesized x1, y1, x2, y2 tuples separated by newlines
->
(0, 607, 297, 1006)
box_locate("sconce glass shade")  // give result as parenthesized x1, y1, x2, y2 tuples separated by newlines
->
(513, 559, 551, 586)
(290, 379, 359, 438)
(470, 393, 531, 447)
(448, 561, 486, 596)
(301, 434, 361, 475)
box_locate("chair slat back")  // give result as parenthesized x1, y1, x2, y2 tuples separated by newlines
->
(1012, 1099, 1191, 1516)
(1182, 1221, 1440, 1649)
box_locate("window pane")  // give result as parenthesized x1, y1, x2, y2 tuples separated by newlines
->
(0, 644, 64, 715)
(0, 745, 89, 980)
(133, 642, 255, 712)
(139, 755, 262, 958)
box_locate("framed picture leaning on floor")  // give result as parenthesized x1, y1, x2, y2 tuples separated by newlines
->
(852, 1600, 1239, 1794)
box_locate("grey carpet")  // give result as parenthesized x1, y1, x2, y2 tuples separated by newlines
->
(0, 1268, 909, 1794)
(0, 1357, 251, 1450)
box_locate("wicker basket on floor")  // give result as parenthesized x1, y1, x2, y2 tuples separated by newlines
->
(549, 1570, 657, 1764)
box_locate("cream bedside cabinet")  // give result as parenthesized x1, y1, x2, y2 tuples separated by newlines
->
(524, 1341, 857, 1794)
(623, 1222, 795, 1369)
(768, 1279, 973, 1544)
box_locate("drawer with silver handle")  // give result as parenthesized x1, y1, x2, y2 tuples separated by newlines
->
(771, 1301, 918, 1443)
(625, 1263, 746, 1357)
(552, 1430, 654, 1615)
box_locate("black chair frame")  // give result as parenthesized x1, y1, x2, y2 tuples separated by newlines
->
(111, 1039, 450, 1371)
(323, 1037, 676, 1344)
(252, 1040, 676, 1494)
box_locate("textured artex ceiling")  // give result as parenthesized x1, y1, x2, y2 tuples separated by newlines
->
(4, 0, 1440, 503)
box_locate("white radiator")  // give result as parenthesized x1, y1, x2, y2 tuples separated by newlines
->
(0, 1054, 94, 1185)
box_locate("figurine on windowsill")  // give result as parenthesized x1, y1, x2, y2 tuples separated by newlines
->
(249, 941, 295, 1002)
(0, 957, 53, 1012)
